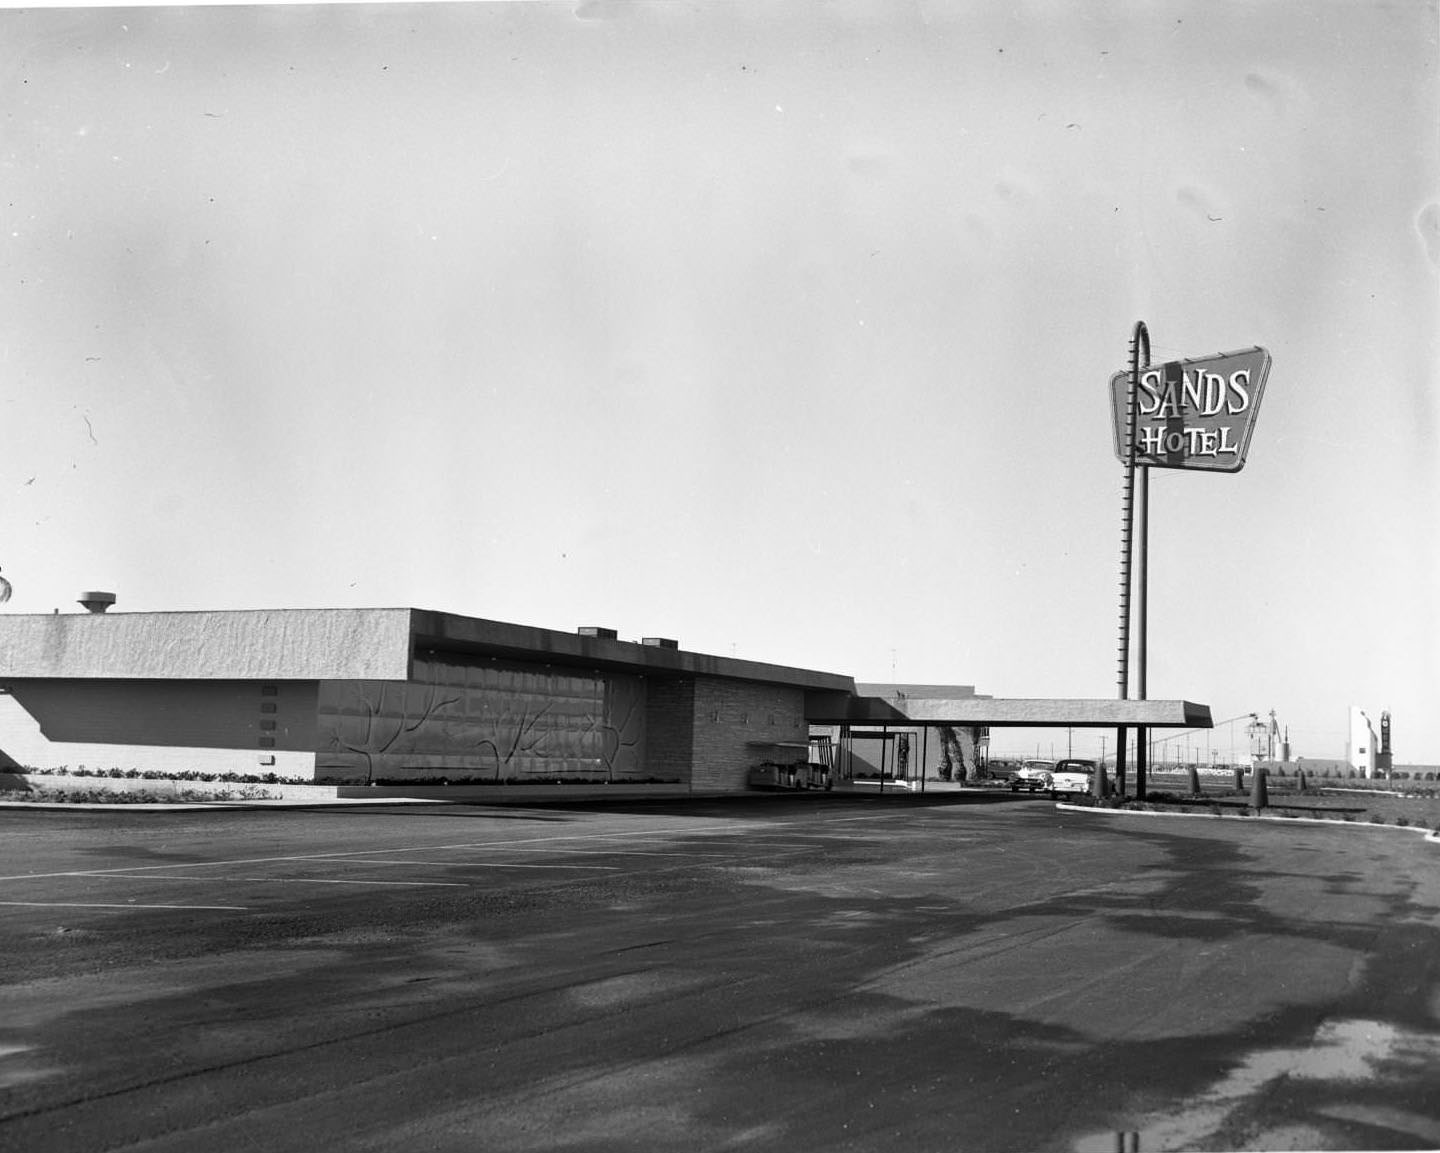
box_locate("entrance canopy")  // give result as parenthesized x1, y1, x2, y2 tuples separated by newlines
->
(806, 686, 1211, 730)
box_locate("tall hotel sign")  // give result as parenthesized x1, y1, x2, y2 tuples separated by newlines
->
(1110, 347, 1272, 473)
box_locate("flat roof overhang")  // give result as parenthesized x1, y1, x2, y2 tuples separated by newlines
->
(0, 608, 857, 692)
(410, 610, 855, 692)
(807, 693, 1211, 730)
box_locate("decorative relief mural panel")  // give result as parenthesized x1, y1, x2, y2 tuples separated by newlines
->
(316, 657, 647, 783)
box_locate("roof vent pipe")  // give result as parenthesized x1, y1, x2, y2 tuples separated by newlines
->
(78, 591, 116, 614)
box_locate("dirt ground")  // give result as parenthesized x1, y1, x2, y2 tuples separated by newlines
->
(1111, 773, 1440, 830)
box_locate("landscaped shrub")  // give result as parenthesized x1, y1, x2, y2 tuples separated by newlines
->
(1396, 817, 1410, 827)
(1368, 814, 1385, 824)
(10, 785, 278, 804)
(20, 766, 312, 786)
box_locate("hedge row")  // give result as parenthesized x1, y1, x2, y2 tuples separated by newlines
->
(14, 766, 308, 785)
(1, 785, 279, 804)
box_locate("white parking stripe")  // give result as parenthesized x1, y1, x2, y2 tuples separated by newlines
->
(69, 872, 468, 888)
(475, 848, 735, 858)
(331, 858, 620, 871)
(0, 824, 743, 881)
(239, 877, 469, 887)
(0, 900, 248, 911)
(0, 810, 921, 884)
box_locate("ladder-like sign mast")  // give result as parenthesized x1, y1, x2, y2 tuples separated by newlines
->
(1108, 329, 1272, 800)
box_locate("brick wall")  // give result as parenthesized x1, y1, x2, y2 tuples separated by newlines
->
(0, 679, 319, 777)
(690, 677, 808, 793)
(643, 677, 695, 785)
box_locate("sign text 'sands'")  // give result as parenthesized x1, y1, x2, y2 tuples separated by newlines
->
(1110, 347, 1271, 473)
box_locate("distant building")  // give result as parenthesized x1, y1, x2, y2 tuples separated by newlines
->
(1348, 706, 1378, 778)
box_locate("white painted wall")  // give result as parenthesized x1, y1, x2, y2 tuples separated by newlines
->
(0, 690, 316, 778)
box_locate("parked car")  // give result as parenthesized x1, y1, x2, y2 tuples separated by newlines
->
(748, 761, 833, 791)
(1010, 759, 1055, 793)
(1049, 759, 1098, 797)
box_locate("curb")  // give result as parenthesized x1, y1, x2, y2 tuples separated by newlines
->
(0, 798, 454, 812)
(1054, 802, 1440, 843)
(0, 800, 224, 812)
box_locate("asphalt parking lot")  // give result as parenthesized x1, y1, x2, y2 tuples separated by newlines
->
(2, 792, 1439, 1152)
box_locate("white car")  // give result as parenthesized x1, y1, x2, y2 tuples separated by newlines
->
(1050, 759, 1098, 797)
(1009, 759, 1055, 793)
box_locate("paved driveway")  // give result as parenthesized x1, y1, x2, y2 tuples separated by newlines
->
(1, 795, 1437, 1152)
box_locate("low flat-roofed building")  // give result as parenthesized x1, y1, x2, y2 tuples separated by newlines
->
(0, 607, 1211, 794)
(0, 607, 853, 791)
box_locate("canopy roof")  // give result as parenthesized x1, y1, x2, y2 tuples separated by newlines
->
(808, 686, 1211, 730)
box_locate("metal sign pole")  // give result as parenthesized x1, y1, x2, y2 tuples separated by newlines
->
(1107, 339, 1272, 803)
(1114, 321, 1149, 797)
(1135, 456, 1149, 801)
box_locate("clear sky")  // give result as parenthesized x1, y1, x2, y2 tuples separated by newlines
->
(2, 1, 1437, 761)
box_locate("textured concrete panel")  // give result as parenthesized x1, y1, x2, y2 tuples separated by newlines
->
(0, 609, 412, 680)
(314, 659, 651, 785)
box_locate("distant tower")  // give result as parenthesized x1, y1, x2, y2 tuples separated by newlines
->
(1377, 711, 1393, 775)
(1246, 713, 1270, 764)
(1348, 707, 1378, 778)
